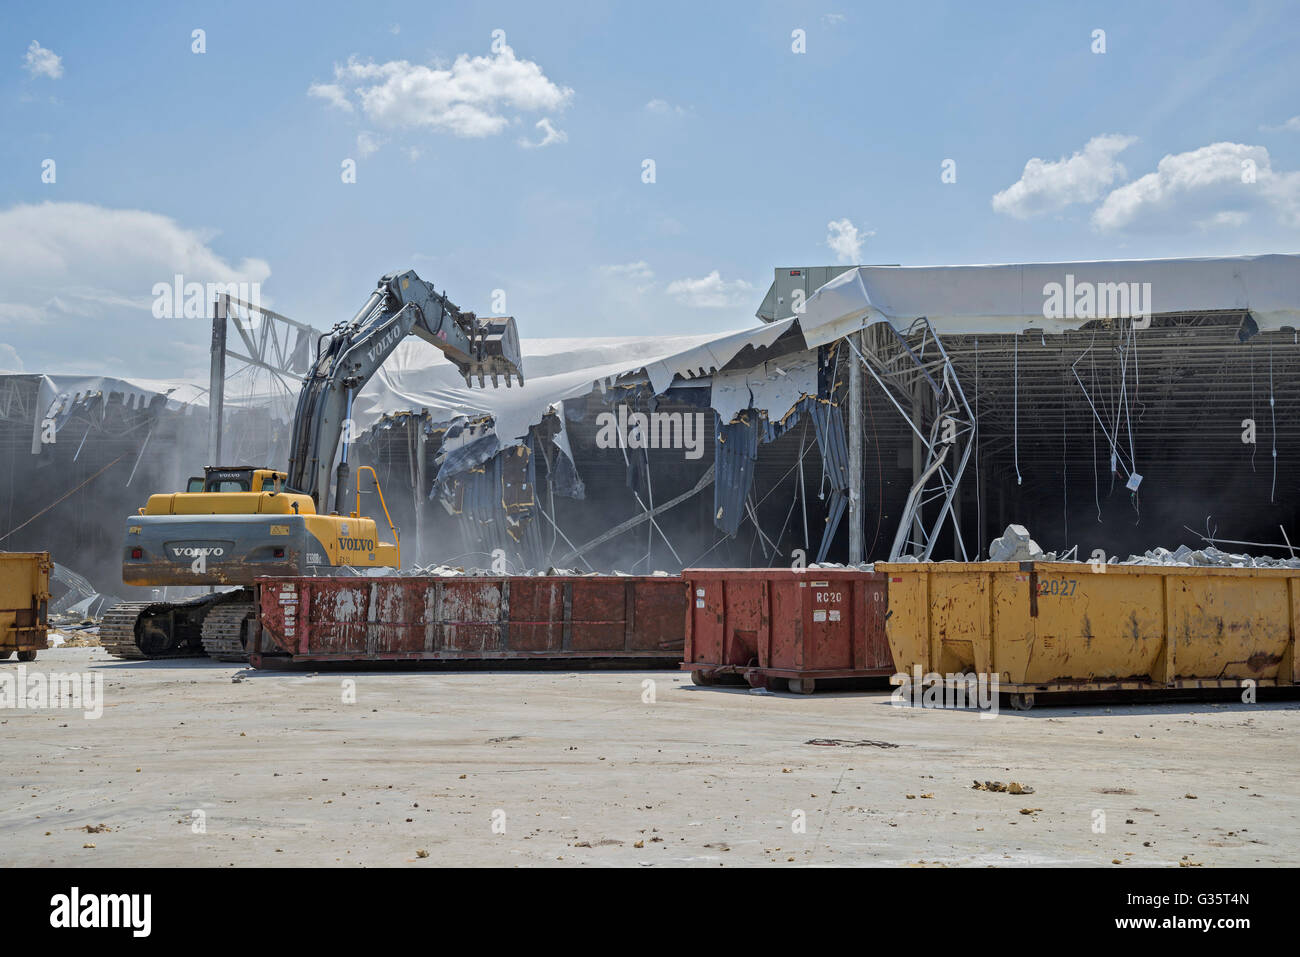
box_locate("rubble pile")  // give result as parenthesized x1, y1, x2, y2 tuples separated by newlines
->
(980, 525, 1300, 568)
(1115, 544, 1300, 569)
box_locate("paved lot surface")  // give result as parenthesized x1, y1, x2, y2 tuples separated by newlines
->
(2, 647, 1297, 867)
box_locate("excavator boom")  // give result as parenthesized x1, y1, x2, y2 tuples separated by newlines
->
(287, 270, 524, 511)
(110, 270, 525, 661)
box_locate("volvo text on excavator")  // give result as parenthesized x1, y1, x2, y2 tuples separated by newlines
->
(102, 270, 523, 661)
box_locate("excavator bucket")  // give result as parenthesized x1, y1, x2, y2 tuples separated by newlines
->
(463, 316, 525, 388)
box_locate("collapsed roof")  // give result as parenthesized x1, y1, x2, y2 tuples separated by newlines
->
(5, 252, 1299, 584)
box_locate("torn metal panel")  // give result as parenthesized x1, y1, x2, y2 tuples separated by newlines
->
(432, 416, 500, 485)
(549, 449, 585, 500)
(713, 412, 760, 537)
(806, 394, 851, 561)
(816, 489, 848, 564)
(433, 437, 545, 569)
(712, 402, 810, 538)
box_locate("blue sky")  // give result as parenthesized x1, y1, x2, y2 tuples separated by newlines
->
(1, 0, 1297, 379)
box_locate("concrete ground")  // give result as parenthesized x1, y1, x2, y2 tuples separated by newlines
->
(2, 646, 1297, 867)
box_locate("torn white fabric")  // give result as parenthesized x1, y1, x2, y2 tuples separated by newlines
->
(641, 318, 795, 395)
(710, 350, 818, 425)
(15, 253, 1296, 460)
(354, 322, 797, 443)
(22, 373, 286, 454)
(27, 374, 208, 454)
(798, 253, 1300, 344)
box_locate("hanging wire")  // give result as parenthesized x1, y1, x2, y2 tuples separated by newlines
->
(974, 338, 981, 558)
(1092, 383, 1101, 523)
(1124, 322, 1137, 479)
(1013, 334, 1022, 485)
(1250, 341, 1258, 471)
(1062, 356, 1068, 544)
(1270, 339, 1277, 503)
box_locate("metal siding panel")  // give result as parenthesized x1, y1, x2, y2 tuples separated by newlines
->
(251, 574, 686, 664)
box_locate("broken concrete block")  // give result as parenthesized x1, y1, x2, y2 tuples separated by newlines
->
(988, 525, 1044, 562)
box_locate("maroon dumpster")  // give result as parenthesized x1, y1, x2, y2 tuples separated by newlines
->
(682, 568, 893, 693)
(249, 574, 688, 666)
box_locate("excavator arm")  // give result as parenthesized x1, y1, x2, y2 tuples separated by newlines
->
(286, 270, 524, 511)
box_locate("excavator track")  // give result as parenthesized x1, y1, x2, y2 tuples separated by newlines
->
(100, 601, 201, 660)
(200, 603, 255, 662)
(101, 591, 252, 661)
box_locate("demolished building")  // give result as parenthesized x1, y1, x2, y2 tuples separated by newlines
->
(2, 253, 1298, 598)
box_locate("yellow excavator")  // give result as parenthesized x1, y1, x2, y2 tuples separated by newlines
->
(102, 270, 523, 661)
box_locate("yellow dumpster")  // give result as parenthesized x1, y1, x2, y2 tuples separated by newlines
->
(877, 561, 1299, 709)
(0, 552, 52, 662)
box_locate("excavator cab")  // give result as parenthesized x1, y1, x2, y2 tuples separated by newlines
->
(193, 467, 286, 494)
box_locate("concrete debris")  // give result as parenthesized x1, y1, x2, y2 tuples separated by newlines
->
(978, 524, 1299, 568)
(988, 525, 1045, 562)
(49, 630, 102, 648)
(1117, 544, 1300, 569)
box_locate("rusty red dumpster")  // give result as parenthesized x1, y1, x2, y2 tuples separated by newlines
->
(682, 568, 892, 693)
(249, 574, 688, 666)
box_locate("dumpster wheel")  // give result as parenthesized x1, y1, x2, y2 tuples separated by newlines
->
(1009, 692, 1035, 711)
(787, 677, 816, 695)
(17, 649, 36, 662)
(690, 669, 714, 686)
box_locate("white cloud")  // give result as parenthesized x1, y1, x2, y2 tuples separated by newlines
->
(599, 261, 653, 280)
(992, 134, 1137, 219)
(518, 117, 566, 149)
(23, 41, 62, 80)
(596, 261, 656, 296)
(598, 261, 655, 293)
(389, 23, 401, 35)
(0, 202, 269, 375)
(1261, 116, 1300, 133)
(356, 131, 384, 156)
(0, 344, 23, 372)
(308, 82, 354, 113)
(826, 218, 870, 264)
(316, 41, 572, 139)
(822, 13, 847, 26)
(645, 99, 689, 116)
(666, 271, 754, 309)
(1198, 210, 1249, 229)
(1092, 141, 1300, 232)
